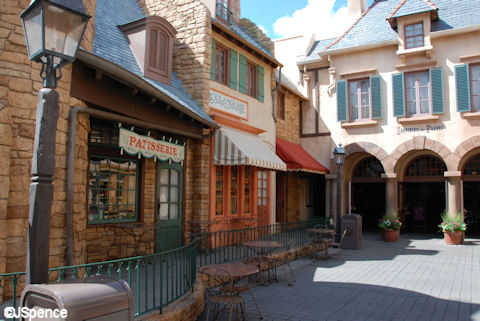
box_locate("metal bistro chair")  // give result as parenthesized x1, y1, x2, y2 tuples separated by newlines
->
(264, 239, 296, 286)
(329, 228, 348, 261)
(199, 266, 246, 321)
(309, 224, 330, 261)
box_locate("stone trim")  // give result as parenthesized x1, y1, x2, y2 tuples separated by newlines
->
(340, 68, 377, 79)
(341, 119, 378, 128)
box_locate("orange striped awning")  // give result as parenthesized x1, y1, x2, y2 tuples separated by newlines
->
(214, 126, 286, 171)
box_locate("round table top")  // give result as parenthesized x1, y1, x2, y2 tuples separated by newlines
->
(199, 262, 259, 279)
(306, 228, 335, 234)
(243, 240, 282, 248)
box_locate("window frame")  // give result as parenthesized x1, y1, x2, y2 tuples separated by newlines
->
(246, 60, 257, 99)
(215, 166, 254, 217)
(404, 22, 424, 49)
(405, 70, 431, 117)
(470, 63, 480, 112)
(348, 78, 371, 122)
(214, 43, 229, 86)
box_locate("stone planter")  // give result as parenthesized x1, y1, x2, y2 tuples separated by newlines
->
(381, 229, 398, 242)
(443, 230, 464, 245)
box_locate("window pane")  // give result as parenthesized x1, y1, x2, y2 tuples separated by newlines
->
(244, 167, 250, 213)
(419, 87, 429, 100)
(170, 170, 179, 185)
(420, 101, 429, 114)
(471, 65, 480, 80)
(349, 81, 358, 95)
(159, 204, 168, 220)
(351, 106, 359, 120)
(472, 81, 480, 95)
(160, 186, 168, 202)
(473, 96, 480, 112)
(407, 102, 416, 115)
(418, 72, 429, 85)
(231, 167, 238, 214)
(170, 204, 178, 219)
(216, 167, 224, 215)
(170, 187, 178, 202)
(362, 105, 370, 119)
(406, 74, 415, 88)
(160, 168, 169, 184)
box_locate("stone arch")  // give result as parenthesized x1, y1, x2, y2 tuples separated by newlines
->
(390, 136, 455, 172)
(453, 135, 480, 171)
(343, 142, 389, 173)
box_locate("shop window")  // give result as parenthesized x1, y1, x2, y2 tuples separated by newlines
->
(463, 154, 480, 176)
(405, 22, 424, 49)
(392, 68, 444, 117)
(246, 61, 257, 99)
(277, 91, 285, 120)
(353, 157, 385, 178)
(215, 166, 253, 216)
(337, 76, 381, 122)
(158, 167, 181, 220)
(214, 43, 229, 86)
(88, 156, 139, 224)
(257, 170, 267, 206)
(405, 155, 446, 177)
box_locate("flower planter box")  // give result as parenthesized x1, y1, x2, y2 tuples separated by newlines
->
(381, 229, 398, 242)
(443, 230, 464, 245)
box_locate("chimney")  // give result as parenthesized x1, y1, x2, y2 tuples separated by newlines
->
(348, 0, 367, 20)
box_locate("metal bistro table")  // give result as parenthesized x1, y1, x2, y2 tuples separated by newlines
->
(243, 240, 282, 283)
(306, 228, 335, 260)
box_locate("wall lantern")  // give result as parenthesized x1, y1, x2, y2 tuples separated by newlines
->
(21, 0, 90, 88)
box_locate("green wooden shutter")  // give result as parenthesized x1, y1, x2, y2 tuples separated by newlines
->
(258, 65, 264, 102)
(370, 75, 382, 119)
(239, 54, 247, 94)
(210, 38, 216, 81)
(430, 68, 444, 114)
(392, 73, 405, 117)
(337, 80, 347, 122)
(229, 48, 238, 90)
(455, 64, 471, 112)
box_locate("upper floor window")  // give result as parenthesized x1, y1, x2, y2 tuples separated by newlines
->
(349, 78, 370, 121)
(392, 68, 444, 118)
(405, 71, 430, 116)
(277, 91, 285, 120)
(216, 0, 233, 24)
(471, 64, 480, 112)
(336, 76, 382, 123)
(246, 61, 257, 99)
(405, 22, 424, 49)
(214, 44, 229, 85)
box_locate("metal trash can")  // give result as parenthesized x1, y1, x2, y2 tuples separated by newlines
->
(341, 214, 362, 250)
(20, 277, 134, 321)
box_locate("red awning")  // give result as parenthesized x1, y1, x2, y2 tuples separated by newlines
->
(276, 138, 329, 174)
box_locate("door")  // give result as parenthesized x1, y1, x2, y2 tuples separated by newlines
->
(352, 182, 385, 230)
(276, 173, 287, 223)
(156, 162, 183, 252)
(257, 170, 269, 225)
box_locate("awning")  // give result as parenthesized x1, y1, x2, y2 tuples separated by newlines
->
(276, 138, 329, 174)
(214, 126, 287, 171)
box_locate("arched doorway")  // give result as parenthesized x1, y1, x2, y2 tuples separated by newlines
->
(351, 156, 385, 230)
(462, 153, 480, 236)
(401, 155, 446, 233)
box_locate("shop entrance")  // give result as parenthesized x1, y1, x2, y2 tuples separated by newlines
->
(156, 162, 183, 252)
(400, 155, 446, 233)
(462, 153, 480, 236)
(351, 156, 385, 231)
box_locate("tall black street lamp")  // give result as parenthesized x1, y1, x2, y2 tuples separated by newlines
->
(333, 144, 345, 243)
(20, 0, 90, 284)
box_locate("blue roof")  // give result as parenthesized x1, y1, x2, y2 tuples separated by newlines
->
(309, 0, 480, 54)
(299, 37, 337, 64)
(92, 0, 214, 125)
(391, 0, 436, 19)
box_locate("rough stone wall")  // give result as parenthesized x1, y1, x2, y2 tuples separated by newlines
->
(0, 0, 97, 297)
(138, 0, 213, 237)
(276, 89, 301, 145)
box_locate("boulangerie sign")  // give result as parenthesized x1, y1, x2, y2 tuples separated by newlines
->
(209, 88, 248, 119)
(119, 128, 184, 162)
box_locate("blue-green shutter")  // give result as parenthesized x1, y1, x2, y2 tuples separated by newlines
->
(392, 73, 405, 117)
(337, 80, 347, 122)
(455, 64, 471, 112)
(210, 38, 216, 80)
(258, 65, 264, 102)
(229, 48, 238, 90)
(430, 68, 444, 114)
(370, 75, 382, 119)
(239, 54, 247, 94)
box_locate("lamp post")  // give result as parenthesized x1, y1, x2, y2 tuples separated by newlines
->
(333, 144, 345, 243)
(20, 0, 90, 284)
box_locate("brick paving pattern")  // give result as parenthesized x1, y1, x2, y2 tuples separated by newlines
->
(200, 232, 480, 321)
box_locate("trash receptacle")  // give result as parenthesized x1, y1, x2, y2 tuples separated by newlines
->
(20, 277, 134, 321)
(341, 214, 362, 250)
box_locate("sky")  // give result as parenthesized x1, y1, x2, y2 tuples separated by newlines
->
(241, 0, 375, 40)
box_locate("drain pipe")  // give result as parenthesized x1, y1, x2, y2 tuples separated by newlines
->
(65, 106, 216, 266)
(271, 67, 282, 123)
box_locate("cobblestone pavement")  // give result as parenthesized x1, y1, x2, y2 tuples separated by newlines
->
(199, 232, 480, 321)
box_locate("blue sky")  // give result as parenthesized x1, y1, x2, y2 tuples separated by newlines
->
(241, 0, 375, 39)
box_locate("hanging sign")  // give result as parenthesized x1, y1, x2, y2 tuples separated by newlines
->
(209, 88, 248, 119)
(119, 128, 184, 162)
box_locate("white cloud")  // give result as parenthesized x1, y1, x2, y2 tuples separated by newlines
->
(273, 0, 354, 39)
(257, 24, 267, 35)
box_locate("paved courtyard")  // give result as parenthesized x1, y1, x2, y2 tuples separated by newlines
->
(200, 232, 480, 321)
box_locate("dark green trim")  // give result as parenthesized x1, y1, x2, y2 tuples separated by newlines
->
(258, 65, 264, 102)
(392, 72, 405, 117)
(210, 38, 216, 81)
(430, 68, 444, 114)
(229, 48, 238, 90)
(455, 64, 471, 112)
(239, 54, 247, 94)
(370, 75, 382, 119)
(336, 80, 347, 122)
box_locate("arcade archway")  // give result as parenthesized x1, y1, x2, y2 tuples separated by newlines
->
(462, 153, 480, 236)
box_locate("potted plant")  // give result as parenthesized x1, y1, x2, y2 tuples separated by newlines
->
(438, 213, 466, 245)
(378, 213, 402, 242)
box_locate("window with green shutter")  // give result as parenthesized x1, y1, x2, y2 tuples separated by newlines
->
(455, 64, 470, 112)
(239, 54, 247, 94)
(370, 75, 382, 119)
(210, 38, 216, 80)
(337, 80, 347, 122)
(392, 73, 405, 117)
(258, 65, 264, 102)
(430, 68, 444, 114)
(229, 49, 238, 90)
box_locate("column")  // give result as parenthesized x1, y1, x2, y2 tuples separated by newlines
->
(381, 173, 398, 215)
(325, 174, 336, 225)
(444, 171, 462, 215)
